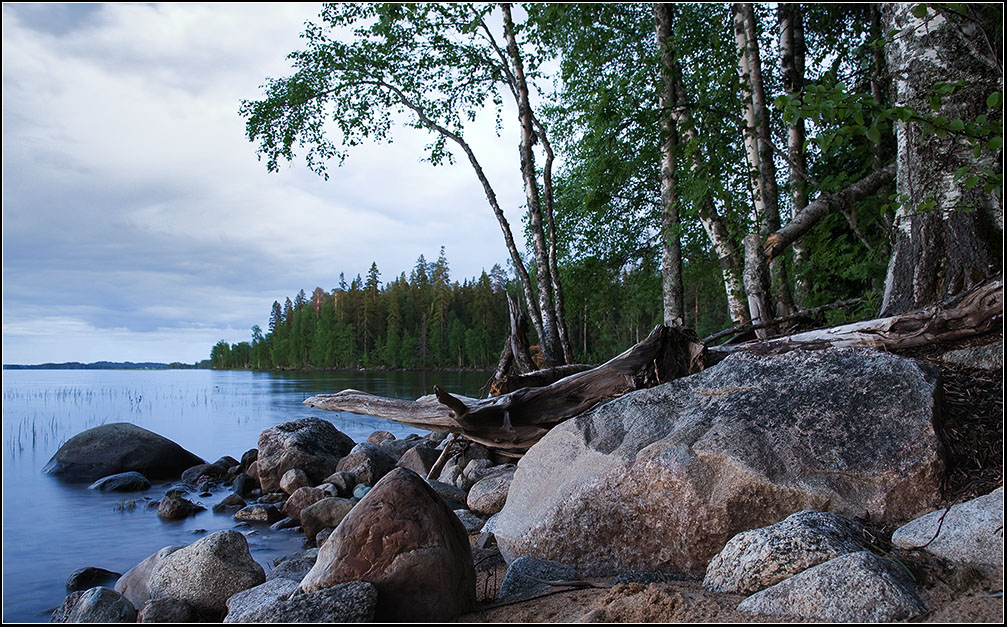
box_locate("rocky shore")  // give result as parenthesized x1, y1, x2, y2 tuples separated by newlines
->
(45, 346, 1003, 623)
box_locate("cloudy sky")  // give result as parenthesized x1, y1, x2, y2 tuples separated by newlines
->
(2, 3, 525, 365)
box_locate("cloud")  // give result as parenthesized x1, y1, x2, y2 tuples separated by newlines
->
(2, 3, 526, 364)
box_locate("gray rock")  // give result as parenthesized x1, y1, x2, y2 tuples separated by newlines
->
(367, 430, 396, 446)
(256, 418, 355, 493)
(148, 530, 266, 615)
(66, 567, 122, 592)
(43, 423, 205, 483)
(737, 551, 927, 622)
(279, 468, 310, 495)
(396, 441, 441, 476)
(232, 473, 258, 498)
(236, 581, 377, 623)
(494, 349, 944, 576)
(257, 491, 286, 505)
(212, 493, 247, 514)
(51, 591, 83, 623)
(269, 516, 299, 531)
(426, 479, 469, 510)
(223, 578, 300, 623)
(300, 497, 355, 541)
(114, 545, 185, 608)
(335, 442, 398, 486)
(467, 470, 515, 516)
(156, 494, 203, 520)
(454, 509, 487, 534)
(300, 468, 476, 622)
(891, 486, 1004, 572)
(88, 471, 151, 492)
(181, 462, 227, 485)
(234, 504, 282, 524)
(266, 555, 316, 582)
(137, 598, 194, 623)
(214, 455, 240, 470)
(499, 556, 577, 602)
(704, 510, 875, 594)
(56, 587, 137, 623)
(240, 448, 258, 470)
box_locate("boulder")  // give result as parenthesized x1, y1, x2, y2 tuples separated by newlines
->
(396, 441, 441, 476)
(493, 349, 944, 576)
(51, 591, 84, 623)
(467, 470, 515, 516)
(234, 504, 283, 524)
(704, 510, 876, 594)
(212, 493, 247, 514)
(279, 468, 310, 495)
(240, 448, 258, 470)
(322, 470, 357, 497)
(223, 578, 300, 623)
(367, 430, 396, 446)
(137, 598, 195, 623)
(114, 545, 185, 608)
(157, 494, 203, 520)
(181, 462, 227, 485)
(266, 554, 316, 582)
(891, 486, 1004, 573)
(256, 418, 355, 493)
(54, 586, 137, 623)
(148, 530, 266, 615)
(88, 471, 151, 492)
(299, 497, 355, 541)
(281, 486, 327, 522)
(498, 556, 577, 603)
(43, 423, 205, 482)
(234, 581, 377, 623)
(232, 473, 258, 498)
(66, 567, 122, 592)
(300, 468, 477, 622)
(335, 442, 398, 486)
(737, 551, 927, 622)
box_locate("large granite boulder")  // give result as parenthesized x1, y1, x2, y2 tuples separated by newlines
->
(43, 423, 205, 482)
(704, 510, 875, 594)
(891, 486, 1004, 575)
(233, 581, 377, 623)
(147, 530, 266, 615)
(494, 349, 944, 576)
(114, 545, 185, 608)
(737, 551, 927, 622)
(300, 468, 477, 622)
(256, 418, 355, 493)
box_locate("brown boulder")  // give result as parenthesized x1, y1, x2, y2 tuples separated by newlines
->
(300, 468, 476, 622)
(281, 486, 328, 522)
(256, 418, 354, 493)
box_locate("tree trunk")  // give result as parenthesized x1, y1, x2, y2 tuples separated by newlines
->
(655, 3, 685, 327)
(779, 3, 810, 307)
(501, 3, 564, 367)
(734, 2, 794, 319)
(880, 3, 1003, 316)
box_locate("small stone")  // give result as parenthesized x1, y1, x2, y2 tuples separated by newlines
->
(234, 504, 283, 524)
(88, 471, 151, 492)
(279, 468, 310, 495)
(212, 493, 247, 514)
(66, 567, 122, 592)
(258, 491, 286, 505)
(157, 494, 203, 520)
(453, 509, 487, 534)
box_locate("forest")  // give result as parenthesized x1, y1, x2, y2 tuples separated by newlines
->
(211, 3, 1001, 372)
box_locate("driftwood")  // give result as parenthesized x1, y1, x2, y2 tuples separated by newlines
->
(706, 276, 1003, 364)
(306, 277, 1001, 451)
(305, 325, 705, 450)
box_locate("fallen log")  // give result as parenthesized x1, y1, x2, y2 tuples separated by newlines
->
(305, 325, 705, 450)
(706, 276, 1003, 364)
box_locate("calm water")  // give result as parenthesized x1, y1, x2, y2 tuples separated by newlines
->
(1, 368, 490, 622)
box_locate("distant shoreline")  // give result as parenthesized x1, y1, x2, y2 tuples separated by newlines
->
(2, 361, 206, 370)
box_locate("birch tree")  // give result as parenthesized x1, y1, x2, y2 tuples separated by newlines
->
(241, 3, 571, 367)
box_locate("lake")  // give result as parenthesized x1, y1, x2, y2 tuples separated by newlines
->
(1, 368, 491, 622)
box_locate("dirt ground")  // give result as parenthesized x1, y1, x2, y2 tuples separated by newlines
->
(459, 551, 1003, 623)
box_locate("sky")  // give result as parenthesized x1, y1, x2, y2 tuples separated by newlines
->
(2, 3, 526, 365)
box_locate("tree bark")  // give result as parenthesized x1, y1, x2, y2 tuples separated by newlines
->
(779, 3, 810, 307)
(734, 2, 795, 319)
(501, 3, 564, 367)
(708, 276, 1002, 362)
(655, 3, 685, 327)
(880, 3, 1003, 316)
